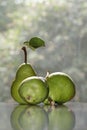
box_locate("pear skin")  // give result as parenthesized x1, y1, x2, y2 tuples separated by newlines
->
(11, 46, 36, 104)
(16, 63, 36, 81)
(11, 64, 36, 104)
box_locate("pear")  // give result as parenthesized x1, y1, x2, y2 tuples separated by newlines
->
(44, 72, 76, 105)
(19, 76, 49, 105)
(11, 46, 36, 104)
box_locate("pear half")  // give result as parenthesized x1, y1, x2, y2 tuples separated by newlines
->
(19, 76, 49, 105)
(44, 72, 76, 105)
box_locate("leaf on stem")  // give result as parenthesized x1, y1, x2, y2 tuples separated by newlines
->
(24, 37, 45, 50)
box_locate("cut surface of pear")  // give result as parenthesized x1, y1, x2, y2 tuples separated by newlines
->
(11, 63, 36, 104)
(19, 76, 49, 105)
(45, 72, 76, 104)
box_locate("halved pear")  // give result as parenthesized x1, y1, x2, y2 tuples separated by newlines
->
(19, 76, 49, 105)
(44, 72, 76, 105)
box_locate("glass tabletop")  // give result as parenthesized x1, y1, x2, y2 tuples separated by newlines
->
(0, 102, 86, 130)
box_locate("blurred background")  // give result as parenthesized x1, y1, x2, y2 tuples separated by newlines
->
(0, 0, 87, 102)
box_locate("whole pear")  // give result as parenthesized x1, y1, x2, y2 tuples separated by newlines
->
(11, 47, 36, 104)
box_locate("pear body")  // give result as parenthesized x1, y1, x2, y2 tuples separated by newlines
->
(11, 63, 36, 104)
(16, 63, 36, 80)
(45, 72, 75, 104)
(19, 76, 49, 105)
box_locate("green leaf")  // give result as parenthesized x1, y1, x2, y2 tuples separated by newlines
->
(24, 37, 45, 50)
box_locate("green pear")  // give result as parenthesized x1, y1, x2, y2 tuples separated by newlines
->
(11, 46, 36, 104)
(19, 76, 49, 105)
(48, 105, 75, 130)
(16, 63, 36, 81)
(44, 72, 76, 105)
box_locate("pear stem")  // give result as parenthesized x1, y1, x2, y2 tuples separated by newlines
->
(45, 71, 50, 80)
(48, 97, 55, 106)
(22, 46, 27, 64)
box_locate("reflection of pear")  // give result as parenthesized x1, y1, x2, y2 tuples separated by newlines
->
(11, 105, 48, 130)
(11, 105, 28, 130)
(48, 105, 75, 130)
(11, 47, 36, 104)
(19, 106, 49, 130)
(19, 76, 49, 104)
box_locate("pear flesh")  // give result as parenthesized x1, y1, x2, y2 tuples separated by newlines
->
(19, 76, 49, 105)
(11, 63, 36, 104)
(45, 72, 76, 105)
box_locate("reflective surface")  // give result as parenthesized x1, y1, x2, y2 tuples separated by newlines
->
(0, 102, 87, 130)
